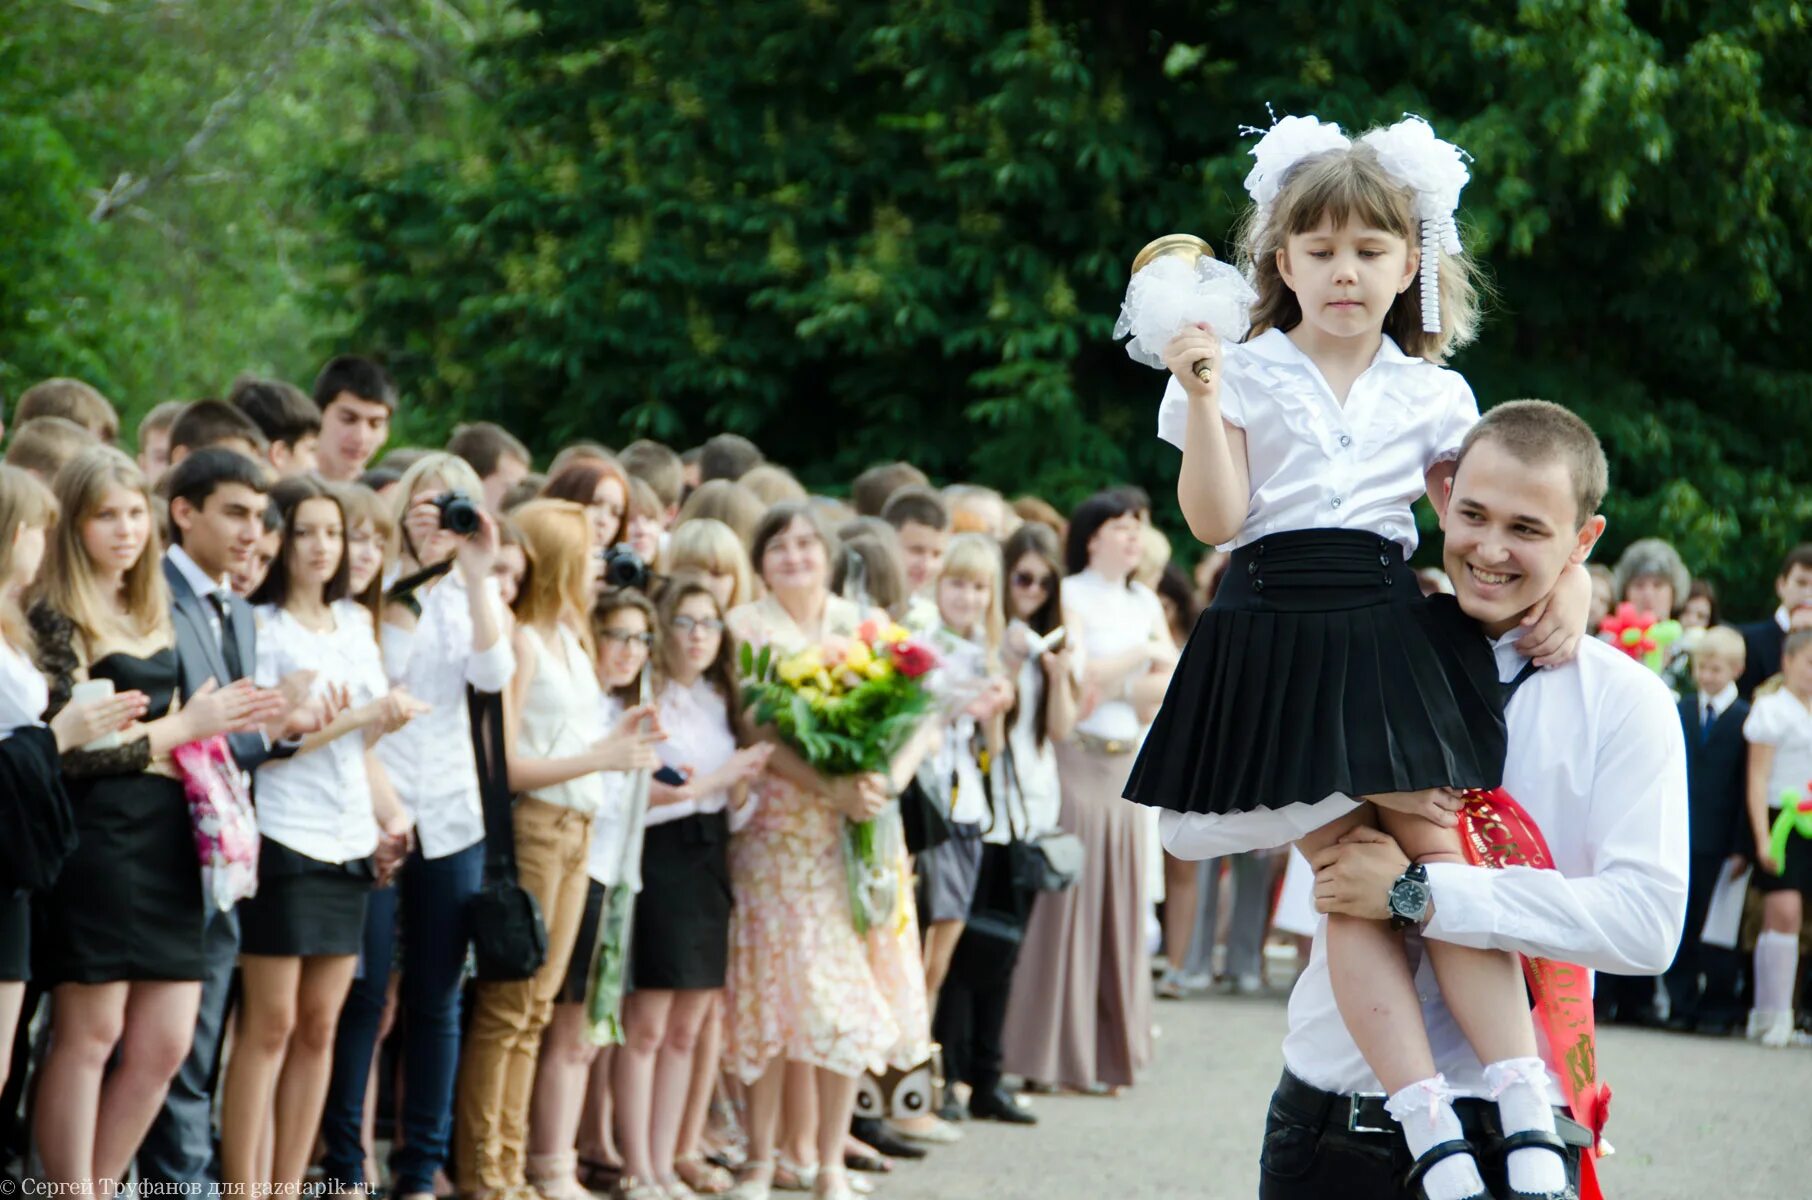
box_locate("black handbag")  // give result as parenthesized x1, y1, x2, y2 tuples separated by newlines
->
(466, 686, 548, 981)
(900, 773, 955, 855)
(1000, 741, 1084, 893)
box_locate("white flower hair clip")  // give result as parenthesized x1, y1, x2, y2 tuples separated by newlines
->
(1241, 107, 1472, 334)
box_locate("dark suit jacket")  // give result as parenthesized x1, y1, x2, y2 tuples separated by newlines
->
(1736, 617, 1784, 699)
(1678, 693, 1751, 859)
(162, 553, 273, 773)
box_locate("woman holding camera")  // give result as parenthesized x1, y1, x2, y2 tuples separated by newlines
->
(319, 452, 513, 1198)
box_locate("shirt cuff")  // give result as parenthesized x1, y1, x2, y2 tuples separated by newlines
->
(466, 636, 515, 693)
(1421, 862, 1496, 945)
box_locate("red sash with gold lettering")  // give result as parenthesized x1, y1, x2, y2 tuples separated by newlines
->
(1459, 787, 1610, 1200)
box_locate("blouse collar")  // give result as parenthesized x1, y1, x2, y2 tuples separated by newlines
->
(1242, 327, 1420, 370)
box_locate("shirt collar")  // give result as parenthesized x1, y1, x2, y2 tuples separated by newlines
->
(1701, 682, 1738, 715)
(1488, 626, 1530, 685)
(1776, 605, 1792, 633)
(1240, 327, 1420, 370)
(167, 544, 228, 599)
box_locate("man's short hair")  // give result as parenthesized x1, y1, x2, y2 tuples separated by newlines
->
(4, 416, 96, 476)
(1777, 544, 1812, 580)
(377, 447, 430, 475)
(1693, 625, 1746, 669)
(164, 448, 271, 541)
(1455, 399, 1608, 525)
(16, 377, 119, 442)
(618, 439, 684, 509)
(230, 376, 321, 448)
(169, 399, 270, 457)
(699, 433, 763, 483)
(880, 484, 949, 533)
(312, 355, 397, 415)
(136, 399, 188, 447)
(851, 461, 930, 517)
(447, 421, 531, 478)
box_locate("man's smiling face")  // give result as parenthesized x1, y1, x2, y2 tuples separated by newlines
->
(1440, 437, 1606, 636)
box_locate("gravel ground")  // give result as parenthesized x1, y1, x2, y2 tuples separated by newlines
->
(867, 987, 1811, 1200)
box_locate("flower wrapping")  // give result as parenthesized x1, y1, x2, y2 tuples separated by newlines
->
(171, 734, 260, 912)
(739, 619, 938, 933)
(1113, 254, 1257, 371)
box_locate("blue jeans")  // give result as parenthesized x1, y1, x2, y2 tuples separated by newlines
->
(322, 842, 483, 1193)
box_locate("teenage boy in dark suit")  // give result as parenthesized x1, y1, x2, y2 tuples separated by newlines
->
(1737, 545, 1812, 698)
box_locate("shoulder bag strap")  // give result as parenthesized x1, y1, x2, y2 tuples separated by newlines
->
(468, 683, 517, 883)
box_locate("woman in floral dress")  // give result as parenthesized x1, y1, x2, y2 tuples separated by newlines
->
(724, 502, 926, 1200)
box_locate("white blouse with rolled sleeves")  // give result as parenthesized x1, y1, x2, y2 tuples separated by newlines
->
(1063, 567, 1165, 745)
(1156, 328, 1479, 558)
(252, 601, 389, 863)
(649, 676, 741, 828)
(1743, 689, 1812, 812)
(377, 571, 515, 860)
(588, 693, 652, 889)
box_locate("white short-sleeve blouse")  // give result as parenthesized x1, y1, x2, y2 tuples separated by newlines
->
(1156, 328, 1479, 557)
(1744, 689, 1812, 811)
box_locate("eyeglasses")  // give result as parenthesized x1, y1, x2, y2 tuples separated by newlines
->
(601, 630, 654, 648)
(1012, 571, 1053, 592)
(671, 616, 725, 635)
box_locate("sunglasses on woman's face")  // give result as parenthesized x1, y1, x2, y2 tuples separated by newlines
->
(601, 629, 654, 648)
(1012, 571, 1053, 593)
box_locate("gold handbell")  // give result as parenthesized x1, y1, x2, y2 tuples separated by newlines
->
(1129, 234, 1218, 385)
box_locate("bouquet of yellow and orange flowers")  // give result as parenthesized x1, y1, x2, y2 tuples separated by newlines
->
(740, 618, 938, 932)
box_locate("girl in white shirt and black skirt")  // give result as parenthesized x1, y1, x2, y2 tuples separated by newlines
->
(1123, 117, 1593, 1200)
(222, 476, 421, 1193)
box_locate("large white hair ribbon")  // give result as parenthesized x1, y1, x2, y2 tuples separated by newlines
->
(1240, 109, 1471, 334)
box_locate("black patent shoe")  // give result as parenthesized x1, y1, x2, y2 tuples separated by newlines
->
(1495, 1129, 1578, 1200)
(968, 1085, 1037, 1125)
(1401, 1138, 1489, 1200)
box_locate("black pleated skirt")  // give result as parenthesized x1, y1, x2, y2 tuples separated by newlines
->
(1753, 822, 1812, 896)
(0, 891, 28, 982)
(238, 837, 374, 958)
(1123, 529, 1507, 816)
(632, 811, 732, 990)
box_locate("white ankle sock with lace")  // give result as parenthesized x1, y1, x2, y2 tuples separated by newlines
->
(1387, 1076, 1485, 1200)
(1484, 1056, 1568, 1197)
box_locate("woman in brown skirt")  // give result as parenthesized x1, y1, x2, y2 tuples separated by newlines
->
(1001, 491, 1176, 1093)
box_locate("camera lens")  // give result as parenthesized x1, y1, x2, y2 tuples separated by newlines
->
(436, 491, 481, 536)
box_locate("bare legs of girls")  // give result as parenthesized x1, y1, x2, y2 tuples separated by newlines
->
(526, 1002, 602, 1200)
(1300, 804, 1567, 1200)
(616, 987, 718, 1191)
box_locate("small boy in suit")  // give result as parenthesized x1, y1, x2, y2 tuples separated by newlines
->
(1665, 625, 1751, 1033)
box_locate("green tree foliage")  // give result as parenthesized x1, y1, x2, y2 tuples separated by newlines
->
(319, 0, 1812, 606)
(0, 0, 506, 417)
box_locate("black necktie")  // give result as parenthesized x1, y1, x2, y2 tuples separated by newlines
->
(1702, 702, 1715, 743)
(209, 592, 244, 680)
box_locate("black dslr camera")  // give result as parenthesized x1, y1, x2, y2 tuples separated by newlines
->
(433, 490, 481, 536)
(601, 543, 649, 591)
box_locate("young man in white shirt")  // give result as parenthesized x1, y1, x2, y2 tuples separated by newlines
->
(1161, 401, 1689, 1200)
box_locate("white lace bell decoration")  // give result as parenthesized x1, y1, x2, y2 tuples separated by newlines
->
(1113, 234, 1257, 375)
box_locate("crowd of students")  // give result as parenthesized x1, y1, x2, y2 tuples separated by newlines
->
(1, 359, 1807, 1200)
(0, 364, 1186, 1200)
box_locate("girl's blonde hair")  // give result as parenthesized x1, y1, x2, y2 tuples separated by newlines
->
(390, 451, 488, 563)
(35, 446, 171, 649)
(512, 499, 597, 657)
(1236, 139, 1481, 362)
(937, 531, 1005, 661)
(667, 517, 755, 609)
(0, 464, 58, 654)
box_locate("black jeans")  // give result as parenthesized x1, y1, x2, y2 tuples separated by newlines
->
(1258, 1072, 1584, 1199)
(932, 843, 1028, 1094)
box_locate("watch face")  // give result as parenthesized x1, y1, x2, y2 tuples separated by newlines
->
(1390, 878, 1431, 921)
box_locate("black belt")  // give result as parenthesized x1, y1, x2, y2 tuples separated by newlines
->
(1274, 1070, 1594, 1149)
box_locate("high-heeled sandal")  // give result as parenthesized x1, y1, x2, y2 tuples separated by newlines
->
(772, 1154, 816, 1191)
(725, 1161, 774, 1200)
(675, 1154, 734, 1195)
(810, 1166, 856, 1200)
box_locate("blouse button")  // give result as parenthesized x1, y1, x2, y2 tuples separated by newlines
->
(1339, 434, 1353, 448)
(1330, 497, 1343, 510)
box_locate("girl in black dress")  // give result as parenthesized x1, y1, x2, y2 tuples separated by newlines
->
(0, 465, 148, 1096)
(28, 447, 276, 1189)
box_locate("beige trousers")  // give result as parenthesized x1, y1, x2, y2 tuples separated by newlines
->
(455, 795, 594, 1189)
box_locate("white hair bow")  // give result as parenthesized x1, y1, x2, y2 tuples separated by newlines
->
(1242, 111, 1471, 334)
